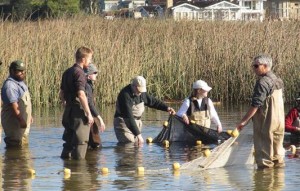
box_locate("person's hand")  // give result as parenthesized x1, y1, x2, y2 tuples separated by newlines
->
(182, 114, 189, 125)
(87, 113, 94, 127)
(296, 127, 300, 132)
(217, 125, 223, 133)
(137, 134, 144, 145)
(167, 107, 176, 115)
(237, 122, 246, 131)
(61, 100, 66, 107)
(95, 116, 106, 132)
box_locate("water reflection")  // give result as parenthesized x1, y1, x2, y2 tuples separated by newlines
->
(253, 168, 285, 191)
(114, 143, 143, 172)
(62, 150, 101, 191)
(2, 146, 35, 190)
(162, 142, 206, 163)
(113, 143, 150, 190)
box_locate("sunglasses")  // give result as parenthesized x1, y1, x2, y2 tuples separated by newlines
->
(252, 64, 260, 68)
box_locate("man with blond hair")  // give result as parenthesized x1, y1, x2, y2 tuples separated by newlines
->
(59, 46, 94, 159)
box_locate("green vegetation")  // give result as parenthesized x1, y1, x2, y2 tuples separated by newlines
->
(0, 0, 96, 20)
(0, 16, 299, 107)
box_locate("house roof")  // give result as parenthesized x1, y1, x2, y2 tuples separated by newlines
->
(171, 3, 201, 10)
(136, 5, 163, 12)
(175, 0, 220, 7)
(172, 0, 243, 10)
(205, 1, 243, 9)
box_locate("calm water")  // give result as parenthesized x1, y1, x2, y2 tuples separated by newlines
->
(0, 103, 299, 191)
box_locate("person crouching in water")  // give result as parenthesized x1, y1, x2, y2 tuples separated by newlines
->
(176, 80, 222, 133)
(84, 63, 106, 149)
(114, 76, 176, 145)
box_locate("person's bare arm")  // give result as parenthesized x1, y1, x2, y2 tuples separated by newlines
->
(237, 106, 258, 131)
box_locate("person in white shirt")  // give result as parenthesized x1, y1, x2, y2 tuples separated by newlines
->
(176, 80, 222, 133)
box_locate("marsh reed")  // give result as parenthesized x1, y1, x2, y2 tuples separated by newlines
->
(0, 16, 299, 107)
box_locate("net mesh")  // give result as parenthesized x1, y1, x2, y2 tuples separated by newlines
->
(153, 115, 231, 144)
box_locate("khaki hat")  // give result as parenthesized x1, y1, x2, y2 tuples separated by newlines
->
(192, 80, 212, 92)
(131, 76, 147, 93)
(9, 60, 25, 71)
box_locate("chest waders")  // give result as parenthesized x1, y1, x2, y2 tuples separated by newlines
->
(1, 91, 32, 147)
(61, 96, 91, 160)
(114, 102, 145, 143)
(252, 89, 285, 168)
(189, 98, 211, 128)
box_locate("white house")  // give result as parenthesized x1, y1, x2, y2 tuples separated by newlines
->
(102, 0, 119, 12)
(266, 0, 300, 20)
(172, 3, 201, 20)
(238, 0, 265, 21)
(172, 1, 251, 21)
(101, 0, 146, 12)
(239, 0, 300, 20)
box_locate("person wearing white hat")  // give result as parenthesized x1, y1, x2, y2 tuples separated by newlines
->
(285, 95, 300, 143)
(176, 80, 222, 133)
(114, 76, 176, 144)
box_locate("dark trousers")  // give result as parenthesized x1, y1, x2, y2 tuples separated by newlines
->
(61, 104, 89, 159)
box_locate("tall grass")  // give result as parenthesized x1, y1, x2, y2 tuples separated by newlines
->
(0, 16, 299, 107)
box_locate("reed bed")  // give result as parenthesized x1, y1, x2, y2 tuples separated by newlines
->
(0, 16, 299, 107)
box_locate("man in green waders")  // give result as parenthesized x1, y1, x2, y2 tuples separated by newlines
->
(1, 60, 32, 147)
(237, 54, 285, 169)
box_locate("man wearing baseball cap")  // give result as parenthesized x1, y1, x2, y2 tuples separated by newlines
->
(114, 75, 176, 144)
(84, 63, 106, 149)
(1, 60, 32, 147)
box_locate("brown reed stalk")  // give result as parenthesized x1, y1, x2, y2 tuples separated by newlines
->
(0, 16, 299, 107)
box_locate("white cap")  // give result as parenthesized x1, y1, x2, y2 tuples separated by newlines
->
(192, 80, 212, 92)
(131, 76, 147, 93)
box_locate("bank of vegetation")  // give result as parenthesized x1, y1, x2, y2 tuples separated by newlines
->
(0, 16, 299, 107)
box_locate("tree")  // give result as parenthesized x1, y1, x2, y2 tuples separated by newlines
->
(45, 0, 80, 17)
(80, 0, 99, 14)
(10, 0, 33, 20)
(9, 0, 81, 19)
